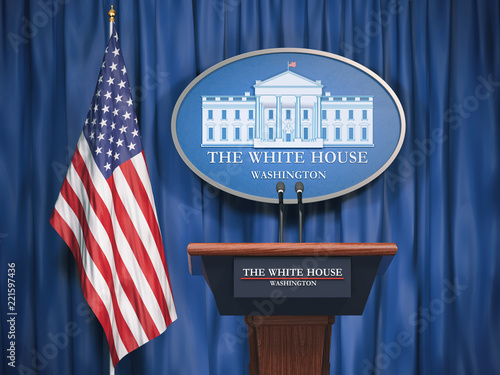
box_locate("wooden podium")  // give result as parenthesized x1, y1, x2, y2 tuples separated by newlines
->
(187, 243, 397, 375)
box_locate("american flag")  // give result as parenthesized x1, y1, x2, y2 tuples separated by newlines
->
(50, 25, 176, 366)
(288, 61, 296, 68)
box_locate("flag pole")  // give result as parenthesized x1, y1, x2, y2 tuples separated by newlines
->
(107, 4, 116, 375)
(108, 5, 116, 38)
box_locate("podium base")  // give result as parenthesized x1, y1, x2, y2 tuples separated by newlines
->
(245, 315, 335, 375)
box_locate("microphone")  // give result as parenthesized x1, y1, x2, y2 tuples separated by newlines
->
(276, 182, 285, 243)
(295, 182, 304, 243)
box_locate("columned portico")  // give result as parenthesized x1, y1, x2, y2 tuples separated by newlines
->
(253, 70, 323, 148)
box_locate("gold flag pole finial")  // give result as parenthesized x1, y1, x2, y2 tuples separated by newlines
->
(108, 5, 116, 22)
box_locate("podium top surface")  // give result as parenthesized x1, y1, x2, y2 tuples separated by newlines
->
(187, 242, 397, 257)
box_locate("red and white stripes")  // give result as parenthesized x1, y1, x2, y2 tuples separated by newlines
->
(51, 134, 176, 365)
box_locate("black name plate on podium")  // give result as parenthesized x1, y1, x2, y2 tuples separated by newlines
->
(234, 257, 351, 298)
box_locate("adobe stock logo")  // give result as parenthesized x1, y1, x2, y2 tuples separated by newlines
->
(172, 49, 405, 203)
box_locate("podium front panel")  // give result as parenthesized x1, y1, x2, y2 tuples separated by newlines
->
(201, 255, 382, 316)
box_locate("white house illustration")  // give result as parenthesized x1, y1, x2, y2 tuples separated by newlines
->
(201, 68, 373, 148)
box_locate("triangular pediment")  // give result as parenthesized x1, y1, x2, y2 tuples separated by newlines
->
(255, 71, 322, 88)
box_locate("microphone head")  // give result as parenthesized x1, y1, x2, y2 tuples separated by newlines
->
(295, 181, 304, 194)
(276, 181, 285, 194)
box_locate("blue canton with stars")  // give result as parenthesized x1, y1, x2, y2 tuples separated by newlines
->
(82, 25, 143, 180)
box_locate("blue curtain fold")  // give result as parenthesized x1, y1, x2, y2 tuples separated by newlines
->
(1, 0, 499, 374)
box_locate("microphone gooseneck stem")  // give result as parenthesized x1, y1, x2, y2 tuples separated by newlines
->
(279, 194, 284, 243)
(276, 182, 285, 243)
(295, 181, 304, 243)
(298, 192, 303, 243)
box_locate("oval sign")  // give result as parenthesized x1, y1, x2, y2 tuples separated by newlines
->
(172, 49, 405, 204)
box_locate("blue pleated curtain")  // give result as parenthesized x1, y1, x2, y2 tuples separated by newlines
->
(1, 0, 499, 374)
